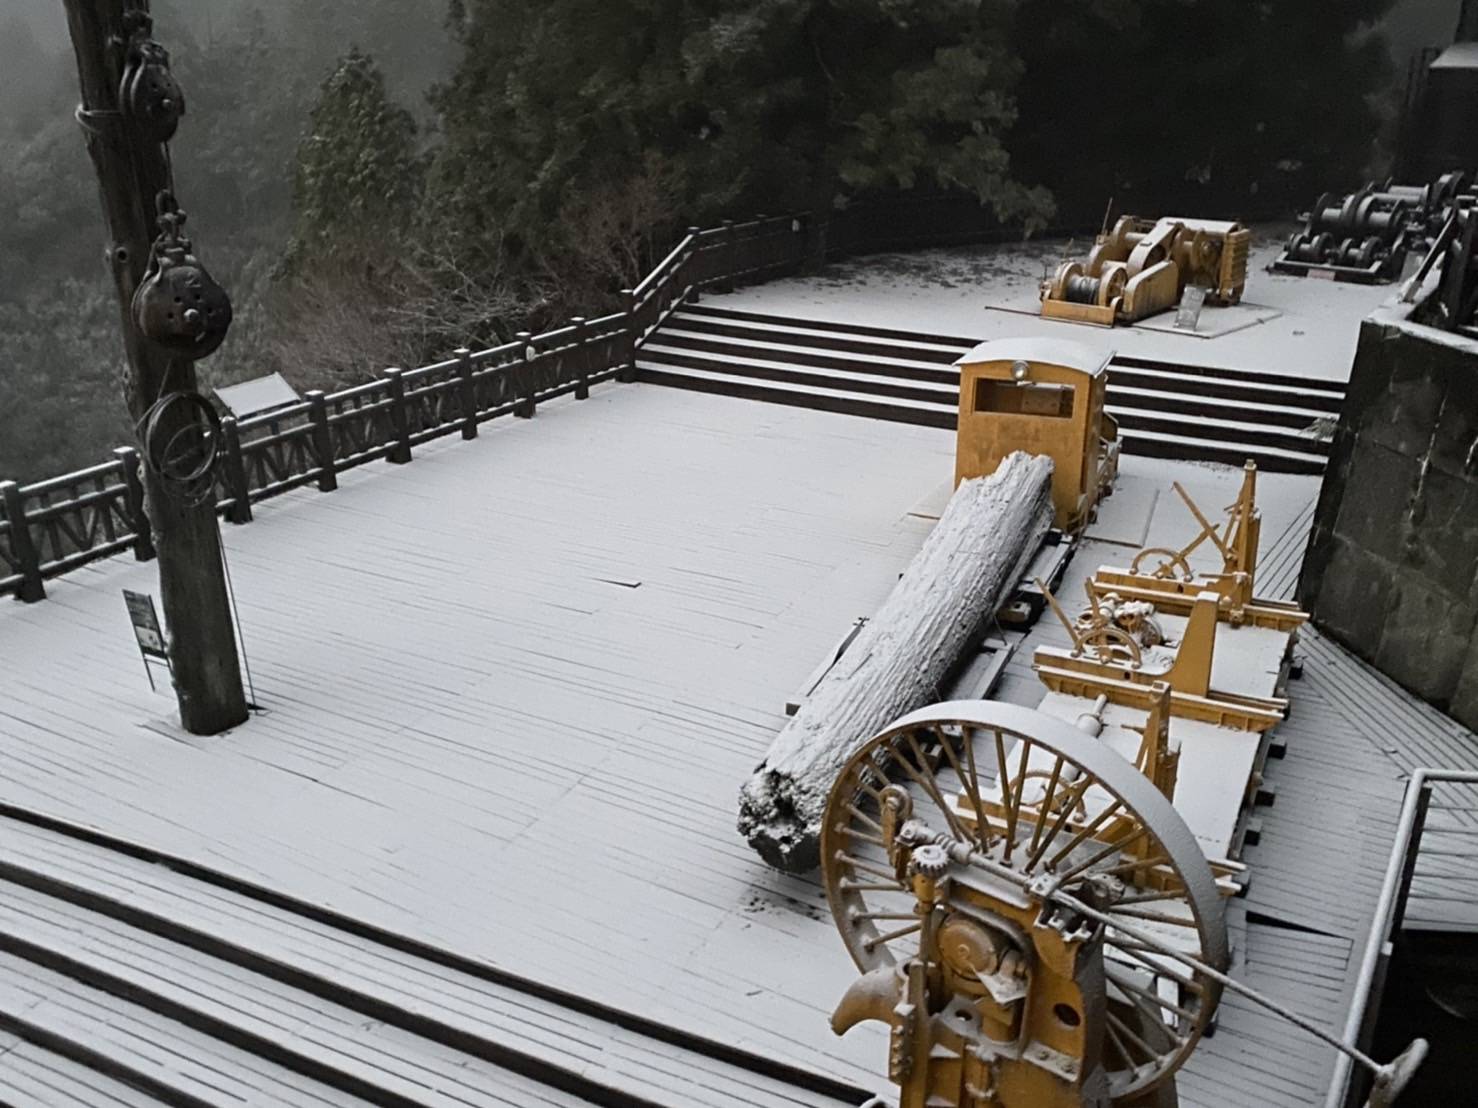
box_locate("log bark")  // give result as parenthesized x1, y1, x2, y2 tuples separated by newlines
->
(63, 1, 248, 734)
(737, 451, 1055, 873)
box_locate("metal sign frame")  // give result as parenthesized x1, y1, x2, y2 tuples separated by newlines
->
(123, 588, 172, 691)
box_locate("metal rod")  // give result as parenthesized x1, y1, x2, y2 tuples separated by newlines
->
(1055, 889, 1387, 1076)
(1324, 768, 1478, 1107)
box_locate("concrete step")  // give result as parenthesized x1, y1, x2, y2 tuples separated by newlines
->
(635, 360, 1326, 474)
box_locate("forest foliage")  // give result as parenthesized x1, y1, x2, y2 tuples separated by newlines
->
(0, 0, 1403, 482)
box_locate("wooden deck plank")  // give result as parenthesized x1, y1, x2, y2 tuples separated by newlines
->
(0, 386, 944, 1091)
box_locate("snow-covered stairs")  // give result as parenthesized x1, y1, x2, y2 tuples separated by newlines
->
(636, 304, 1344, 474)
(0, 806, 872, 1108)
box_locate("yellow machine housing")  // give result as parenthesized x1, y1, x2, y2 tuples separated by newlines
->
(1041, 216, 1252, 327)
(954, 338, 1120, 532)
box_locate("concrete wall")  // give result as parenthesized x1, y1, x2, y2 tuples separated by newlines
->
(1300, 304, 1478, 728)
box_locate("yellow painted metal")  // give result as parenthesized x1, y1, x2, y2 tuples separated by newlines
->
(1041, 216, 1253, 327)
(954, 346, 1119, 531)
(1090, 462, 1309, 632)
(1034, 590, 1288, 732)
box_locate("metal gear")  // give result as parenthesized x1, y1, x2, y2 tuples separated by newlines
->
(909, 843, 950, 879)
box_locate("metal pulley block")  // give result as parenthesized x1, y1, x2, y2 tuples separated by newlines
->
(120, 9, 184, 143)
(132, 196, 232, 359)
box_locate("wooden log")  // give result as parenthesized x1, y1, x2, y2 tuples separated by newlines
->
(737, 451, 1056, 873)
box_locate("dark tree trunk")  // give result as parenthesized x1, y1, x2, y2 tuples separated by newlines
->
(63, 0, 248, 735)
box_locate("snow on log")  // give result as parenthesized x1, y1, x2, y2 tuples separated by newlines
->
(737, 451, 1056, 874)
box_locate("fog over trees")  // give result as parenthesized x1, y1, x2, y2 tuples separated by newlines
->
(0, 0, 1462, 483)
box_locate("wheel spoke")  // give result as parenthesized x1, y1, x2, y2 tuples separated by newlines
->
(1105, 1019, 1135, 1067)
(935, 726, 993, 853)
(838, 825, 886, 847)
(1046, 798, 1124, 872)
(893, 734, 972, 844)
(864, 922, 922, 949)
(1053, 825, 1149, 885)
(1023, 774, 1093, 872)
(1001, 732, 1032, 865)
(836, 852, 898, 883)
(1107, 966, 1198, 1024)
(1109, 942, 1207, 995)
(1106, 1010, 1161, 1066)
(1026, 754, 1066, 858)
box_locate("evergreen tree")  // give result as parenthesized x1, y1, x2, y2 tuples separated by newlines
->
(283, 48, 424, 274)
(429, 0, 1051, 300)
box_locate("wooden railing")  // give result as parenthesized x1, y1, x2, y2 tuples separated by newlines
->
(1, 214, 811, 602)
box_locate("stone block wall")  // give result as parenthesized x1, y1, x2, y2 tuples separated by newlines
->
(1300, 306, 1478, 728)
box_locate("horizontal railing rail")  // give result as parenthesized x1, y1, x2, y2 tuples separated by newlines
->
(2, 196, 1013, 603)
(1326, 768, 1478, 1108)
(1, 308, 640, 600)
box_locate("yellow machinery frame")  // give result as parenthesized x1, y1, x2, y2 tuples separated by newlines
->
(954, 338, 1120, 532)
(1089, 462, 1308, 632)
(1041, 216, 1252, 328)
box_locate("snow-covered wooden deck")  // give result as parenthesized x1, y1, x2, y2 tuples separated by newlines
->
(1, 372, 1473, 1105)
(1, 384, 964, 1090)
(711, 232, 1395, 383)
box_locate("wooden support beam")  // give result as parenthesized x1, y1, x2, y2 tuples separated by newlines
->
(62, 0, 246, 734)
(737, 452, 1055, 873)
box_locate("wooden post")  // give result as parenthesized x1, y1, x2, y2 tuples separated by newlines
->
(514, 332, 536, 418)
(685, 226, 703, 302)
(384, 368, 412, 463)
(62, 0, 247, 732)
(219, 416, 252, 524)
(454, 347, 477, 439)
(1, 481, 45, 603)
(619, 288, 638, 382)
(571, 318, 589, 400)
(720, 220, 737, 293)
(113, 446, 155, 561)
(306, 390, 337, 492)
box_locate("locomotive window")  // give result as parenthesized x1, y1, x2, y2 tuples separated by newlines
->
(974, 379, 1075, 418)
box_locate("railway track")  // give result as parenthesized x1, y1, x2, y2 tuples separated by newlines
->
(635, 304, 1345, 474)
(0, 803, 876, 1108)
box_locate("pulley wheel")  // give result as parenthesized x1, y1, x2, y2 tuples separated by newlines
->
(1130, 546, 1195, 581)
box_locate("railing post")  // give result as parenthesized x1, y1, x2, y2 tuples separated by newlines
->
(685, 226, 703, 303)
(1392, 779, 1433, 930)
(306, 390, 338, 492)
(220, 416, 253, 524)
(112, 446, 155, 561)
(0, 480, 44, 602)
(514, 333, 536, 418)
(384, 368, 413, 463)
(455, 348, 477, 439)
(571, 318, 590, 399)
(619, 288, 638, 382)
(720, 219, 737, 292)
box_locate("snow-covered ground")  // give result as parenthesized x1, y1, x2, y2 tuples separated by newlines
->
(711, 228, 1397, 382)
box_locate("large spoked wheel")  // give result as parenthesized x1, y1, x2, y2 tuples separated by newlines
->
(820, 701, 1228, 1101)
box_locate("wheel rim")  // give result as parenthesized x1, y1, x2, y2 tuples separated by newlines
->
(1130, 546, 1194, 581)
(820, 701, 1227, 1099)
